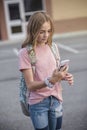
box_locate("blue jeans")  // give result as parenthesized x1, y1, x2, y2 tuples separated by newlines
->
(29, 96, 63, 130)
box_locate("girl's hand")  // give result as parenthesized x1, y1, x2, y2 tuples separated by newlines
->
(64, 73, 74, 86)
(50, 66, 68, 84)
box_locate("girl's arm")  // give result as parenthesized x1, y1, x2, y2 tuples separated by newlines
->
(22, 69, 46, 91)
(22, 66, 68, 91)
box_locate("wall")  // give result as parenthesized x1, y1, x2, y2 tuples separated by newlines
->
(0, 0, 8, 40)
(51, 0, 87, 33)
(51, 0, 87, 20)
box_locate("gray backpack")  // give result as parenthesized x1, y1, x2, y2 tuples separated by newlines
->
(19, 42, 60, 116)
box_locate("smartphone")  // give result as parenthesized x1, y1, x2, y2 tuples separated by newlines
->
(59, 59, 70, 68)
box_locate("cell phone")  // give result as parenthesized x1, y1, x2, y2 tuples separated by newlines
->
(59, 59, 70, 68)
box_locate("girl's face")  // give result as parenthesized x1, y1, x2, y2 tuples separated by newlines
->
(37, 21, 51, 45)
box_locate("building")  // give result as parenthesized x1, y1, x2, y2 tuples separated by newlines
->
(0, 0, 87, 41)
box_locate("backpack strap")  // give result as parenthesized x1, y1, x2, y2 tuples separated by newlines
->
(51, 42, 60, 68)
(27, 45, 37, 74)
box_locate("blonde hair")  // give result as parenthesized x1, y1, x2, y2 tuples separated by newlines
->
(22, 11, 54, 48)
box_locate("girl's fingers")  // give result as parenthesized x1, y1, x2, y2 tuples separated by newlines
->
(65, 73, 74, 85)
(60, 65, 68, 72)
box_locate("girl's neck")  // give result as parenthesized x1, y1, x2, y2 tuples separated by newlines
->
(37, 42, 47, 47)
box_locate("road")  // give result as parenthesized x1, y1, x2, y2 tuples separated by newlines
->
(0, 34, 87, 130)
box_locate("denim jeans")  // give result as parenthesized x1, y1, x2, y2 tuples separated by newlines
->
(29, 96, 63, 130)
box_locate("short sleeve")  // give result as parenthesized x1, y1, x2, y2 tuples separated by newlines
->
(18, 48, 32, 71)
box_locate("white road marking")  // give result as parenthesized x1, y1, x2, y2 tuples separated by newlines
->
(58, 43, 79, 54)
(13, 48, 19, 56)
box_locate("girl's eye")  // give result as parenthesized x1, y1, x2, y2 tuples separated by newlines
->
(40, 31, 44, 34)
(40, 30, 51, 34)
(48, 30, 51, 33)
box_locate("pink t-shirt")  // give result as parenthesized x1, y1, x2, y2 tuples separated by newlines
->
(18, 44, 63, 105)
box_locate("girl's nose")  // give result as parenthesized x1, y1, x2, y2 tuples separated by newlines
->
(44, 32, 49, 37)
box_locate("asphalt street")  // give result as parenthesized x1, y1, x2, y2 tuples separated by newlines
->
(0, 34, 87, 130)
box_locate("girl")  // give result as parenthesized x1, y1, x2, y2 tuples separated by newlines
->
(18, 12, 73, 130)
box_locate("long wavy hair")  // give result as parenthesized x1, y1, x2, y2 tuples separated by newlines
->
(22, 11, 54, 48)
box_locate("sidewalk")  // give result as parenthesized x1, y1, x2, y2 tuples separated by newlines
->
(0, 31, 87, 46)
(0, 38, 23, 46)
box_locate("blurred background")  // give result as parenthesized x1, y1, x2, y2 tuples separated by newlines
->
(0, 0, 87, 41)
(0, 0, 87, 130)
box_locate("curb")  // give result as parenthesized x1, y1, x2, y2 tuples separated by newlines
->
(53, 30, 87, 39)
